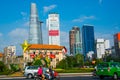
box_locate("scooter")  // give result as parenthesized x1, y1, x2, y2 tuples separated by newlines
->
(34, 72, 42, 80)
(34, 71, 60, 80)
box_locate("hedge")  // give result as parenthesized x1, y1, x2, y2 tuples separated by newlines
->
(54, 68, 94, 73)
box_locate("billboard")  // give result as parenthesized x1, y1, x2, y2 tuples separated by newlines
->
(49, 30, 59, 36)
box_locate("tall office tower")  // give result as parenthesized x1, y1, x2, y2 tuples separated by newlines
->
(114, 32, 120, 56)
(96, 39, 110, 59)
(82, 25, 95, 60)
(69, 26, 82, 55)
(29, 3, 43, 44)
(46, 13, 60, 45)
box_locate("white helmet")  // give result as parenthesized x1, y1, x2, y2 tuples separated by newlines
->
(46, 69, 49, 72)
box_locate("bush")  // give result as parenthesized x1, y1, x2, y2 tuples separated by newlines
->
(0, 69, 12, 75)
(54, 68, 94, 73)
(10, 64, 20, 72)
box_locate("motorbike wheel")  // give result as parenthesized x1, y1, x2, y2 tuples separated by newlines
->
(54, 76, 60, 80)
(34, 76, 42, 80)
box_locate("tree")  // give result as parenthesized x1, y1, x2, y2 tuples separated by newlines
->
(56, 59, 68, 69)
(75, 53, 84, 67)
(0, 61, 5, 72)
(95, 58, 103, 65)
(33, 59, 42, 66)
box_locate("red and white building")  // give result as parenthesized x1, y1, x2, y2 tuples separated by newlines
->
(46, 13, 60, 45)
(23, 44, 67, 68)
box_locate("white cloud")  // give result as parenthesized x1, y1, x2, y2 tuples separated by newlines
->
(7, 28, 29, 55)
(60, 31, 69, 43)
(8, 28, 28, 39)
(23, 21, 29, 27)
(0, 33, 3, 37)
(43, 5, 57, 13)
(21, 12, 27, 16)
(73, 16, 96, 22)
(20, 12, 28, 21)
(114, 24, 120, 30)
(60, 31, 69, 54)
(95, 32, 113, 46)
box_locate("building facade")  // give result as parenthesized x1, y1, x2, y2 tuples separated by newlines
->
(29, 3, 43, 44)
(114, 33, 120, 56)
(4, 45, 16, 64)
(46, 13, 60, 45)
(22, 42, 67, 68)
(96, 39, 110, 59)
(69, 26, 82, 55)
(82, 25, 95, 60)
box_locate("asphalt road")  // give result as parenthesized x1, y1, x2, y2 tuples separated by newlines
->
(1, 75, 120, 80)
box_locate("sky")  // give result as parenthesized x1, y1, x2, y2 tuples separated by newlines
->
(0, 0, 120, 55)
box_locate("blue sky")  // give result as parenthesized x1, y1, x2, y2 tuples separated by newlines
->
(0, 0, 120, 55)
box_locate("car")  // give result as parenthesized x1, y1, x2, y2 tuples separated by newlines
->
(24, 65, 39, 79)
(96, 62, 120, 80)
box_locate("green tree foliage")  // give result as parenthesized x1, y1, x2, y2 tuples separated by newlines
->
(56, 59, 68, 69)
(0, 61, 5, 72)
(56, 54, 84, 69)
(84, 61, 91, 66)
(33, 59, 42, 66)
(0, 61, 11, 75)
(75, 54, 84, 67)
(91, 58, 103, 67)
(10, 64, 20, 72)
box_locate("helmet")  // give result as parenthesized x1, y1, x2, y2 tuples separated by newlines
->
(46, 69, 49, 72)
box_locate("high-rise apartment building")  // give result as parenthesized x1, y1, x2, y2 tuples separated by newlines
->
(4, 46, 16, 57)
(29, 3, 43, 44)
(69, 26, 82, 55)
(96, 39, 110, 59)
(4, 45, 16, 64)
(46, 13, 60, 45)
(82, 25, 95, 60)
(114, 32, 120, 56)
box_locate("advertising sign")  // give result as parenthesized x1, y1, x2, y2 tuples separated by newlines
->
(49, 30, 59, 36)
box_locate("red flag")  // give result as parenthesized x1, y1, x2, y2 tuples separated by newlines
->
(30, 54, 35, 58)
(50, 54, 55, 58)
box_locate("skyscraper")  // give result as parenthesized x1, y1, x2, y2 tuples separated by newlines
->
(69, 26, 82, 55)
(82, 25, 95, 60)
(96, 39, 110, 59)
(46, 13, 60, 45)
(114, 32, 120, 56)
(29, 3, 43, 44)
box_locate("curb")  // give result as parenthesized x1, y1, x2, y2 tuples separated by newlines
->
(59, 73, 92, 75)
(0, 73, 92, 78)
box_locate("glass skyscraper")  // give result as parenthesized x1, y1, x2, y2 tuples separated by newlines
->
(29, 3, 43, 44)
(82, 25, 95, 60)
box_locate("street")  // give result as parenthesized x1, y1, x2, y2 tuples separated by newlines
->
(0, 75, 120, 80)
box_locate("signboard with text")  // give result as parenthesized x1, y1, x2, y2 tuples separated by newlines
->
(49, 30, 59, 36)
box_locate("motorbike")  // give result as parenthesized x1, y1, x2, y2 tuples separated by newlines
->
(34, 72, 42, 80)
(34, 71, 60, 80)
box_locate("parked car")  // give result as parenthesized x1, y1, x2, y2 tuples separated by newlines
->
(24, 65, 39, 79)
(96, 62, 120, 80)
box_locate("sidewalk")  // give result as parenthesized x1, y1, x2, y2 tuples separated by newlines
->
(0, 75, 8, 78)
